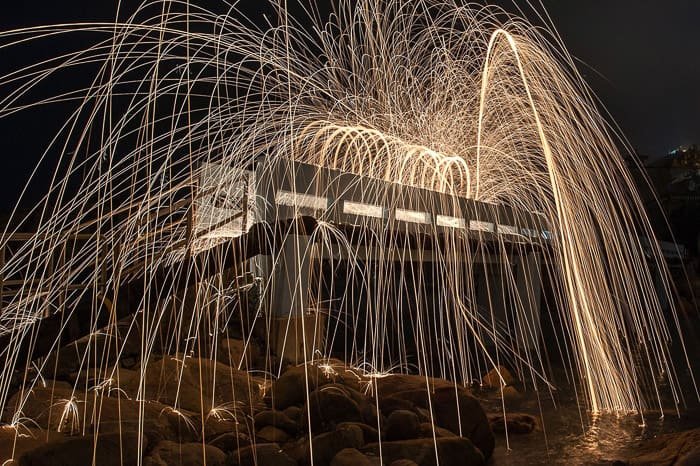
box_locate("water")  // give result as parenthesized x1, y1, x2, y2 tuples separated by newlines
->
(489, 367, 700, 464)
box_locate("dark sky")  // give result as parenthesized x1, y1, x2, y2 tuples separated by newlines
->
(0, 0, 698, 210)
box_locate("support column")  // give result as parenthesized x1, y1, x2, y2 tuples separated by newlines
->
(269, 235, 326, 363)
(515, 251, 542, 351)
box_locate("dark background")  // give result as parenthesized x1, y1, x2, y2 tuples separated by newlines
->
(0, 0, 698, 212)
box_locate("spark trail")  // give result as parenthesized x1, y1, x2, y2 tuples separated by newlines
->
(0, 0, 695, 463)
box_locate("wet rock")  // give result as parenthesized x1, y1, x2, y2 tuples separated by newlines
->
(209, 432, 251, 453)
(362, 437, 484, 466)
(304, 386, 363, 433)
(500, 386, 524, 408)
(145, 441, 226, 466)
(418, 423, 457, 439)
(626, 428, 700, 466)
(309, 424, 365, 466)
(0, 427, 64, 465)
(18, 432, 141, 466)
(373, 385, 493, 459)
(336, 422, 379, 443)
(272, 365, 320, 409)
(389, 461, 419, 466)
(257, 425, 291, 443)
(488, 413, 537, 434)
(203, 415, 249, 439)
(379, 396, 415, 416)
(2, 383, 75, 431)
(385, 410, 420, 441)
(678, 446, 700, 466)
(430, 387, 493, 459)
(227, 443, 297, 466)
(374, 375, 457, 399)
(121, 356, 260, 413)
(331, 448, 372, 466)
(481, 366, 514, 389)
(284, 406, 303, 423)
(254, 410, 299, 434)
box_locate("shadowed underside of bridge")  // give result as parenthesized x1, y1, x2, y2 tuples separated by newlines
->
(1, 159, 552, 368)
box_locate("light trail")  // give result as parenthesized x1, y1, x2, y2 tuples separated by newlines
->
(0, 0, 695, 463)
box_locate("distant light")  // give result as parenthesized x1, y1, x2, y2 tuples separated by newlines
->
(343, 200, 385, 219)
(436, 215, 466, 229)
(275, 190, 328, 210)
(497, 224, 519, 235)
(395, 208, 431, 224)
(469, 220, 495, 232)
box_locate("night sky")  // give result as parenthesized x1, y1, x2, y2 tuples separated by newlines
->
(0, 1, 698, 211)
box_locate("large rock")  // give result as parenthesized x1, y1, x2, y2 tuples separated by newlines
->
(257, 426, 291, 443)
(626, 428, 700, 466)
(331, 448, 372, 466)
(121, 356, 261, 413)
(488, 413, 537, 434)
(3, 383, 76, 432)
(0, 428, 63, 465)
(480, 366, 515, 389)
(372, 384, 493, 459)
(227, 443, 297, 466)
(271, 361, 365, 410)
(271, 365, 321, 410)
(309, 424, 365, 466)
(362, 437, 484, 466)
(303, 385, 364, 433)
(385, 410, 420, 441)
(208, 432, 251, 453)
(18, 432, 141, 466)
(145, 441, 226, 466)
(254, 410, 299, 434)
(4, 383, 200, 443)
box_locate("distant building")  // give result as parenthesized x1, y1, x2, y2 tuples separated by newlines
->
(642, 145, 700, 256)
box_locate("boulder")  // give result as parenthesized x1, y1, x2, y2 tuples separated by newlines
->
(18, 432, 141, 466)
(331, 448, 372, 466)
(3, 383, 76, 432)
(303, 386, 363, 433)
(284, 406, 303, 423)
(121, 356, 260, 413)
(389, 461, 419, 466)
(257, 426, 291, 443)
(418, 423, 457, 439)
(208, 432, 251, 453)
(480, 366, 514, 389)
(270, 361, 374, 410)
(626, 428, 700, 466)
(0, 427, 63, 465)
(227, 443, 297, 466)
(362, 437, 484, 466)
(145, 441, 225, 466)
(378, 396, 414, 417)
(272, 365, 320, 410)
(488, 413, 537, 434)
(336, 423, 379, 443)
(373, 385, 493, 459)
(385, 410, 420, 441)
(308, 424, 365, 466)
(254, 410, 299, 434)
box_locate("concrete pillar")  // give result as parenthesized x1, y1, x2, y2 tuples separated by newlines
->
(514, 252, 542, 351)
(269, 235, 326, 363)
